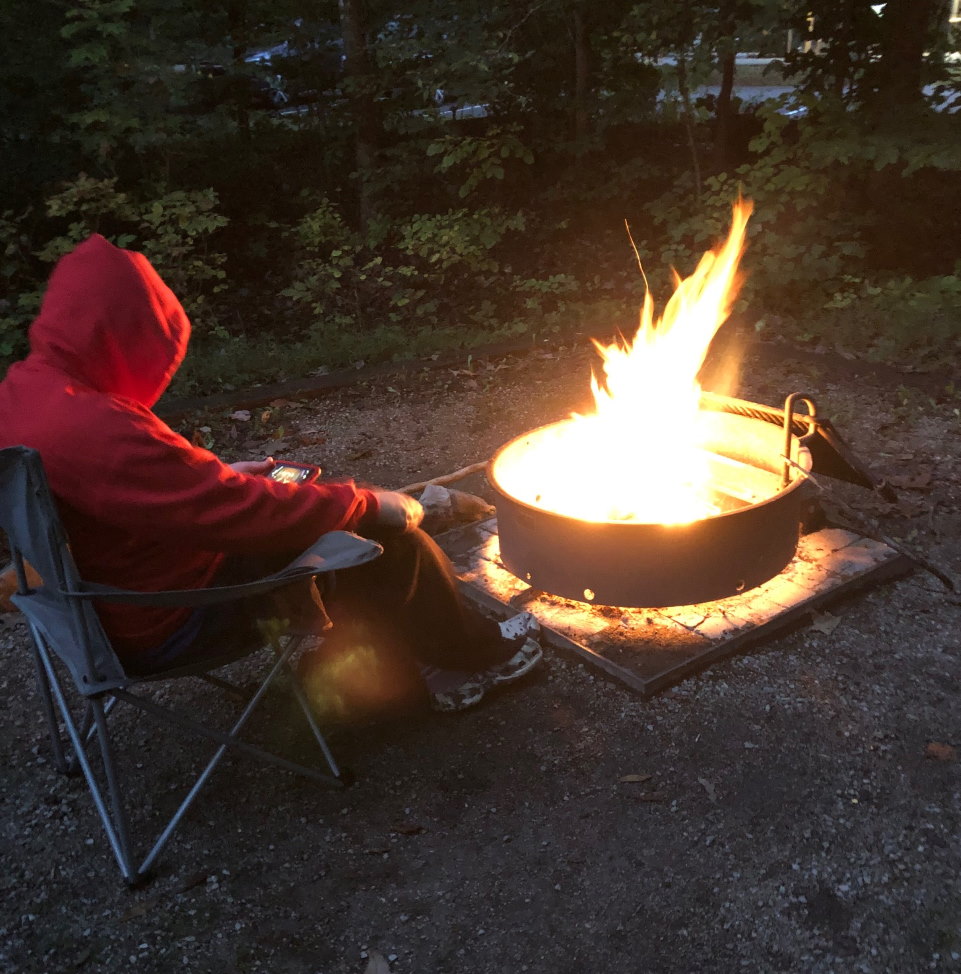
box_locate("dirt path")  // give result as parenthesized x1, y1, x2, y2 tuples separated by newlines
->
(2, 339, 961, 974)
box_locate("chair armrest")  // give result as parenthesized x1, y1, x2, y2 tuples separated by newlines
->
(63, 531, 383, 608)
(285, 530, 383, 573)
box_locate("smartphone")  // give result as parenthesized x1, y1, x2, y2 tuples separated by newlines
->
(269, 461, 322, 485)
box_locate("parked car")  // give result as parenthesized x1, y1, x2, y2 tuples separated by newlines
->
(192, 61, 290, 111)
(242, 28, 344, 109)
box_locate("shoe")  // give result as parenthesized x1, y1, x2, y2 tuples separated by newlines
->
(484, 636, 543, 685)
(498, 611, 540, 642)
(421, 622, 543, 714)
(422, 664, 488, 713)
(421, 663, 487, 712)
(428, 679, 488, 713)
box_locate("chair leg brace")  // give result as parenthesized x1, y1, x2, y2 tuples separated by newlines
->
(36, 639, 140, 882)
(36, 632, 344, 883)
(280, 648, 342, 777)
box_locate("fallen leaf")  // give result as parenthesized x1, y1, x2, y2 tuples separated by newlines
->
(619, 774, 652, 784)
(390, 822, 424, 836)
(897, 497, 932, 518)
(925, 741, 957, 761)
(810, 612, 842, 635)
(296, 431, 327, 446)
(888, 467, 933, 490)
(698, 776, 718, 803)
(230, 410, 251, 422)
(119, 900, 153, 922)
(178, 871, 210, 892)
(365, 951, 391, 974)
(858, 496, 898, 517)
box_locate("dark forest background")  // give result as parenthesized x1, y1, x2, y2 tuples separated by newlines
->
(1, 0, 959, 397)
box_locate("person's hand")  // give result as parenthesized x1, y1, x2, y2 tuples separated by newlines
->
(230, 457, 275, 476)
(372, 491, 424, 533)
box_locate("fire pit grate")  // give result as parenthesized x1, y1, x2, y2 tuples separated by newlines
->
(437, 517, 914, 697)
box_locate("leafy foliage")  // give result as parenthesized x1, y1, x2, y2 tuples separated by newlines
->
(1, 0, 960, 387)
(281, 196, 576, 337)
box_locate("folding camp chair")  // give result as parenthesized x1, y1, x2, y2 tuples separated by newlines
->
(0, 445, 383, 885)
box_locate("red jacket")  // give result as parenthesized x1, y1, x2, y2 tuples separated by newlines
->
(0, 235, 378, 658)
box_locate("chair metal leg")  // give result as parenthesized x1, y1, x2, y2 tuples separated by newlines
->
(57, 696, 120, 777)
(29, 630, 347, 883)
(90, 698, 137, 878)
(82, 696, 118, 742)
(36, 643, 139, 883)
(29, 634, 69, 774)
(64, 701, 96, 776)
(283, 659, 342, 779)
(269, 633, 344, 779)
(135, 637, 315, 876)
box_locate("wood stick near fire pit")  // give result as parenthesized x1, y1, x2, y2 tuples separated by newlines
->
(398, 461, 488, 495)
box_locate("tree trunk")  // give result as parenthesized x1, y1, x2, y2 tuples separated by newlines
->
(710, 0, 739, 171)
(338, 0, 378, 231)
(873, 0, 946, 106)
(712, 39, 736, 171)
(572, 7, 590, 144)
(676, 56, 702, 200)
(227, 0, 250, 140)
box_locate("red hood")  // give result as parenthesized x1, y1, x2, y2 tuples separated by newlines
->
(27, 234, 190, 407)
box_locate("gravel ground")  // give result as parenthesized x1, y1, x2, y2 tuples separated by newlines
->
(2, 336, 961, 974)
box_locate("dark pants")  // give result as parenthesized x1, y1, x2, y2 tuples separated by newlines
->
(140, 528, 507, 675)
(323, 527, 507, 671)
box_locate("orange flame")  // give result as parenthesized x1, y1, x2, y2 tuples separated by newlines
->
(493, 197, 754, 524)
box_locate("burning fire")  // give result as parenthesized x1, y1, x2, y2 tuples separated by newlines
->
(493, 197, 754, 525)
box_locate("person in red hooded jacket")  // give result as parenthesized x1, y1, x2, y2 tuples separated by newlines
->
(0, 235, 541, 713)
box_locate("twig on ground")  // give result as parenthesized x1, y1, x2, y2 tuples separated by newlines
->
(398, 461, 489, 495)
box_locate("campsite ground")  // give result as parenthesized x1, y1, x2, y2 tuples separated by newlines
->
(2, 333, 961, 974)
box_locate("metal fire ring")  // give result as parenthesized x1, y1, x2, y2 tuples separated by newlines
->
(488, 394, 816, 608)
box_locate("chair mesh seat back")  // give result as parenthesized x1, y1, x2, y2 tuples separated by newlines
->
(0, 446, 127, 694)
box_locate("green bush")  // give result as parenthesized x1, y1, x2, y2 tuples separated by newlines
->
(281, 196, 573, 336)
(818, 271, 961, 368)
(0, 210, 43, 363)
(643, 97, 869, 312)
(0, 175, 230, 378)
